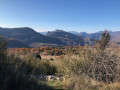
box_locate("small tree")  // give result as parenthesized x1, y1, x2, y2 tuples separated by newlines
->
(96, 30, 111, 51)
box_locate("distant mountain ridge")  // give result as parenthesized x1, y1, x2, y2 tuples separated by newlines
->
(76, 31, 115, 40)
(39, 30, 120, 46)
(77, 31, 103, 40)
(1, 26, 120, 48)
(0, 27, 66, 48)
(46, 30, 85, 46)
(68, 31, 79, 34)
(110, 31, 120, 42)
(39, 32, 47, 35)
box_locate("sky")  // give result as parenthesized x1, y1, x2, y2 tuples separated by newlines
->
(0, 0, 120, 33)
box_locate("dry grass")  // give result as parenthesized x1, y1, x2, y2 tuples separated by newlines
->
(51, 47, 120, 90)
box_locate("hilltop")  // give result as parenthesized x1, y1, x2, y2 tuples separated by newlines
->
(46, 30, 85, 46)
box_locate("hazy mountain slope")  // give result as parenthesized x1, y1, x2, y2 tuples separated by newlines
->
(7, 38, 30, 48)
(46, 30, 85, 46)
(0, 36, 29, 48)
(77, 31, 103, 40)
(69, 31, 79, 34)
(77, 31, 112, 39)
(39, 32, 47, 35)
(77, 31, 120, 46)
(111, 31, 120, 42)
(0, 27, 66, 45)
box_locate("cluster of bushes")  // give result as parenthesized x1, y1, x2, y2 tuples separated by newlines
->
(8, 47, 65, 56)
(53, 31, 120, 90)
(19, 54, 57, 75)
(0, 37, 56, 90)
(8, 46, 84, 56)
(45, 50, 64, 56)
(1, 31, 120, 90)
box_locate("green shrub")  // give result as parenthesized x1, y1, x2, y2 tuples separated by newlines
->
(0, 37, 55, 90)
(19, 54, 57, 75)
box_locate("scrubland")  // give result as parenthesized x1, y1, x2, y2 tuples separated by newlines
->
(0, 32, 120, 90)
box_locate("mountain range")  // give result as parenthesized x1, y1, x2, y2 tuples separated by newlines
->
(76, 31, 120, 43)
(0, 27, 66, 48)
(41, 30, 120, 46)
(46, 30, 85, 46)
(1, 27, 120, 48)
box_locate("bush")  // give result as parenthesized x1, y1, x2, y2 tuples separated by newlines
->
(0, 37, 55, 90)
(54, 47, 120, 89)
(19, 54, 57, 75)
(88, 31, 120, 83)
(53, 32, 120, 89)
(88, 49, 120, 83)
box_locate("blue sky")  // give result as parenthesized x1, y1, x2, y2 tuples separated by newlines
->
(0, 0, 120, 33)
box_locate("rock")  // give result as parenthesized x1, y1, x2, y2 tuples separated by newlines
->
(59, 77, 65, 81)
(45, 76, 51, 81)
(54, 77, 59, 80)
(30, 75, 66, 81)
(51, 75, 56, 80)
